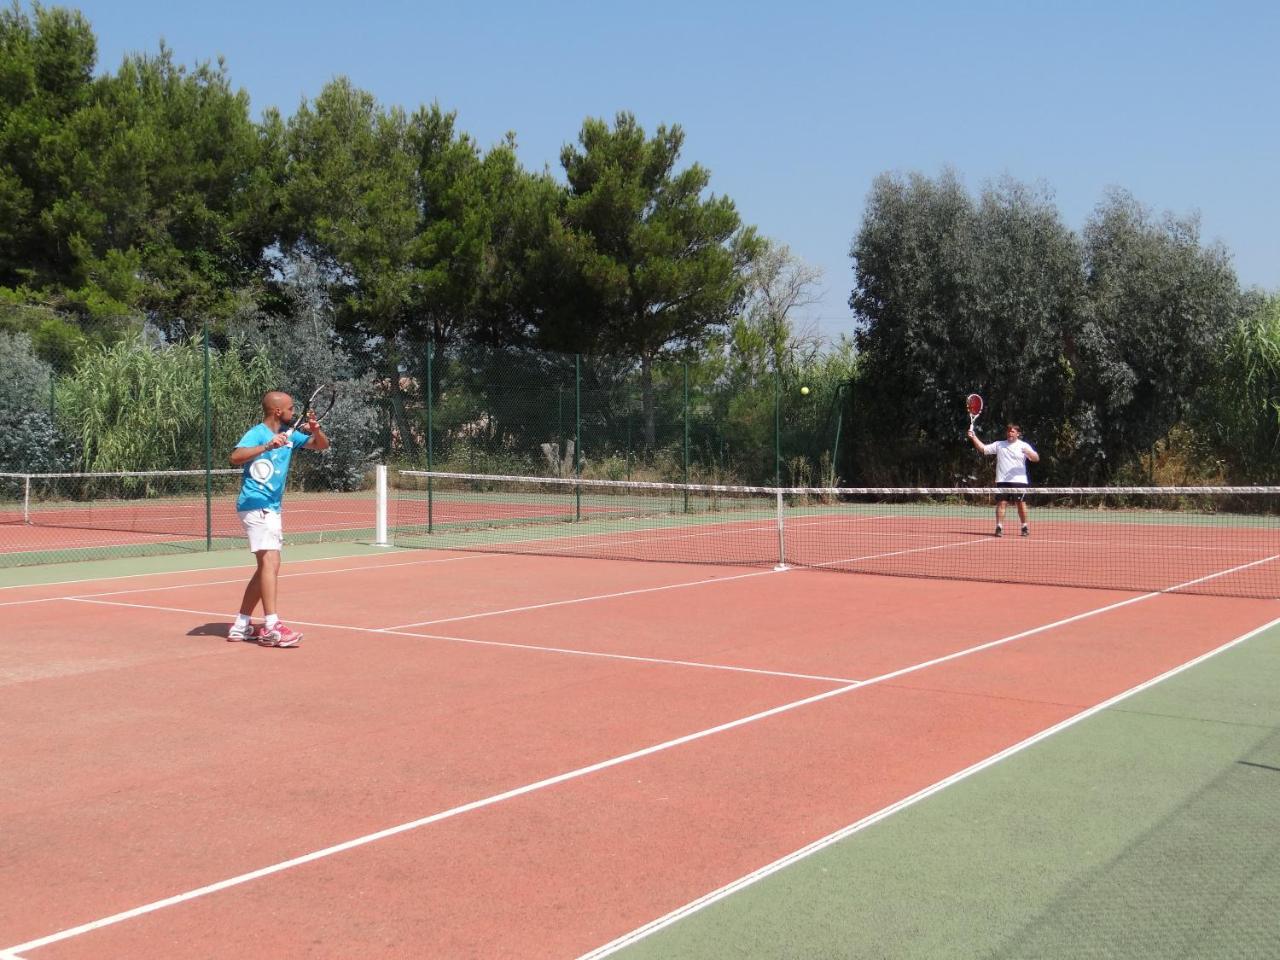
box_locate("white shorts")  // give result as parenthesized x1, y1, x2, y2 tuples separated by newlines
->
(238, 508, 283, 552)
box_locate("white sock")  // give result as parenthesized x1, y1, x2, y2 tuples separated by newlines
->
(265, 614, 280, 629)
(234, 613, 250, 628)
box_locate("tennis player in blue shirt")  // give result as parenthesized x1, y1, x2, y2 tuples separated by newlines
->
(226, 390, 329, 646)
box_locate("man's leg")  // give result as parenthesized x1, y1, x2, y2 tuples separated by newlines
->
(995, 499, 1007, 535)
(238, 566, 262, 617)
(1017, 499, 1030, 534)
(229, 555, 268, 641)
(258, 549, 280, 617)
(257, 548, 301, 647)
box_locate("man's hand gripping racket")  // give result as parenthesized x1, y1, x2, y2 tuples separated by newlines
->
(288, 383, 337, 443)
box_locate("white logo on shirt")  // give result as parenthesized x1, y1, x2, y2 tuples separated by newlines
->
(249, 458, 275, 483)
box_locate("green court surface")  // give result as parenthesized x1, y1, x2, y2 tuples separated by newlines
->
(615, 621, 1280, 960)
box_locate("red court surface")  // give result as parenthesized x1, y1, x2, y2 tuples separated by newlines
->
(2, 548, 1277, 958)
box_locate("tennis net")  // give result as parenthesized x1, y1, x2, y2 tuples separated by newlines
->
(0, 468, 380, 567)
(388, 471, 1280, 599)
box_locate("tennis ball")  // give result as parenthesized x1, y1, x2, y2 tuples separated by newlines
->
(800, 386, 810, 395)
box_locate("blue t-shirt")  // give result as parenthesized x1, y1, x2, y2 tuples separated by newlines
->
(235, 423, 311, 512)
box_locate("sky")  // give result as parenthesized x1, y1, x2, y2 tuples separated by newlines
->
(65, 0, 1278, 344)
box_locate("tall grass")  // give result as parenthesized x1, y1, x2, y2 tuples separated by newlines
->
(59, 337, 277, 473)
(1195, 296, 1280, 483)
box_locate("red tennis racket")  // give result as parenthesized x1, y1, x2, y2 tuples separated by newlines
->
(966, 393, 983, 433)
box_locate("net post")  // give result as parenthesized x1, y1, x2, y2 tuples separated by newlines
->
(202, 322, 213, 551)
(23, 474, 31, 524)
(773, 486, 788, 571)
(374, 465, 390, 546)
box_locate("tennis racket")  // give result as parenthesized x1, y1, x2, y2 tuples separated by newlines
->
(288, 383, 338, 439)
(966, 393, 983, 433)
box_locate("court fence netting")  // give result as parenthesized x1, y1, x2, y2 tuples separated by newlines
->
(0, 467, 380, 567)
(3, 466, 1278, 600)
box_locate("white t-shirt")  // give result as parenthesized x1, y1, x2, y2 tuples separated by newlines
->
(982, 439, 1036, 484)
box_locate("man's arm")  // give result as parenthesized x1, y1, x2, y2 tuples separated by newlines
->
(229, 432, 289, 466)
(301, 412, 330, 451)
(967, 429, 990, 454)
(1022, 441, 1040, 463)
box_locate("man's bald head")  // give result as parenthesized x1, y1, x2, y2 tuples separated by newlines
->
(262, 391, 293, 418)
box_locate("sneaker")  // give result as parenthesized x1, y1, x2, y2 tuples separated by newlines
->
(994, 525, 1003, 538)
(227, 621, 253, 642)
(260, 623, 302, 648)
(1021, 526, 1030, 537)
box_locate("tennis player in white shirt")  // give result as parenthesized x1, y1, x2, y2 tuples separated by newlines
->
(967, 423, 1040, 537)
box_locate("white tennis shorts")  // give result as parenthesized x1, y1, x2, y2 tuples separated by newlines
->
(238, 508, 283, 552)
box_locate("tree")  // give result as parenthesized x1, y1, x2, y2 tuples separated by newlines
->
(0, 3, 97, 291)
(849, 172, 1086, 483)
(740, 240, 824, 372)
(0, 6, 269, 336)
(547, 112, 759, 445)
(1194, 291, 1280, 482)
(849, 170, 979, 482)
(231, 255, 384, 489)
(968, 179, 1087, 474)
(0, 329, 75, 472)
(1076, 190, 1241, 474)
(282, 80, 506, 457)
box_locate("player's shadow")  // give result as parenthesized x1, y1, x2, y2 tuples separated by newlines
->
(187, 622, 234, 640)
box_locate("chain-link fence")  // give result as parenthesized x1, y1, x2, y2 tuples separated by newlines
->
(0, 314, 852, 567)
(388, 341, 851, 489)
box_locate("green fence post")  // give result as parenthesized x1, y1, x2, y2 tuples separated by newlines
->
(557, 386, 564, 475)
(574, 354, 582, 521)
(830, 382, 846, 487)
(427, 340, 434, 534)
(683, 362, 690, 512)
(203, 323, 213, 551)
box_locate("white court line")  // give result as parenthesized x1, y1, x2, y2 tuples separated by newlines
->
(577, 612, 1280, 959)
(3, 681, 867, 957)
(399, 509, 891, 563)
(69, 552, 499, 601)
(45, 532, 987, 633)
(381, 568, 777, 631)
(383, 534, 993, 632)
(0, 550, 500, 605)
(0, 546, 420, 592)
(61, 598, 861, 685)
(811, 534, 994, 570)
(0, 504, 828, 598)
(7, 563, 1266, 956)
